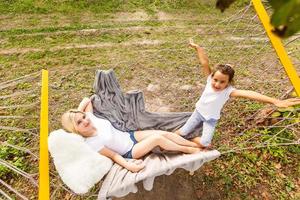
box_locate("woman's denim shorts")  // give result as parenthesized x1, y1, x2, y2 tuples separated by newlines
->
(122, 131, 138, 159)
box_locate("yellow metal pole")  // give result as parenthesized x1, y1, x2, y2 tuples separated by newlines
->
(39, 69, 49, 200)
(252, 0, 300, 96)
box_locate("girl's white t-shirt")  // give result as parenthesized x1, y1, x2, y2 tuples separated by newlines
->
(195, 74, 235, 120)
(84, 112, 134, 155)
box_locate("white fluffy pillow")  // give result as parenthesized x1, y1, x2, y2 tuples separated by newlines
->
(48, 129, 113, 194)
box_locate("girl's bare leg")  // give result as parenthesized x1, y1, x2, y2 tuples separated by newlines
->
(134, 130, 198, 147)
(132, 134, 200, 159)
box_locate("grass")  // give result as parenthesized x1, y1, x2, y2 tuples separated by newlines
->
(0, 0, 299, 199)
(0, 0, 215, 14)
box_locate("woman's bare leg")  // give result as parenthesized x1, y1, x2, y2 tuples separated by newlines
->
(134, 130, 155, 141)
(134, 130, 198, 147)
(160, 131, 198, 147)
(132, 134, 200, 159)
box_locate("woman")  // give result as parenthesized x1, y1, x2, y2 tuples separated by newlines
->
(61, 97, 200, 172)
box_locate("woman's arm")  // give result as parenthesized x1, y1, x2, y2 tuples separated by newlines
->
(189, 40, 211, 77)
(230, 89, 300, 108)
(78, 97, 93, 112)
(99, 147, 145, 173)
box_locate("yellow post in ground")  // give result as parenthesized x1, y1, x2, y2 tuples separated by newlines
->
(252, 0, 300, 96)
(39, 69, 49, 200)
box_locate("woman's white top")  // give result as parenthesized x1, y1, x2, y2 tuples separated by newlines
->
(195, 74, 235, 120)
(84, 112, 134, 155)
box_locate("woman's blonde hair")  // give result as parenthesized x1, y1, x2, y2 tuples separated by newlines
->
(61, 109, 85, 134)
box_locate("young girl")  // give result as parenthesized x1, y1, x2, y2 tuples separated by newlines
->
(61, 97, 200, 173)
(176, 41, 300, 148)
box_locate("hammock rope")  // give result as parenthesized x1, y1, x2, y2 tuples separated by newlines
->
(1, 1, 299, 199)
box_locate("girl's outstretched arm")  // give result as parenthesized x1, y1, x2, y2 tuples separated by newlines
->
(78, 97, 93, 112)
(189, 40, 211, 77)
(99, 147, 145, 173)
(230, 89, 300, 108)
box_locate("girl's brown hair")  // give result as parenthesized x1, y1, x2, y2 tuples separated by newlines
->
(212, 64, 235, 83)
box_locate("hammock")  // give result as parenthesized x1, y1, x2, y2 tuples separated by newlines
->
(48, 69, 220, 199)
(92, 69, 220, 199)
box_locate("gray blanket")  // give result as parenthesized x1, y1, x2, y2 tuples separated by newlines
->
(91, 69, 220, 199)
(92, 69, 202, 134)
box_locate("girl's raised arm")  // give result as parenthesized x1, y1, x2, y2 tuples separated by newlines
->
(230, 89, 300, 108)
(99, 147, 145, 173)
(189, 40, 211, 77)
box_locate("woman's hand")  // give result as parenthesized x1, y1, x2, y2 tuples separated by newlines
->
(127, 161, 145, 173)
(100, 148, 146, 173)
(78, 97, 93, 112)
(273, 98, 300, 108)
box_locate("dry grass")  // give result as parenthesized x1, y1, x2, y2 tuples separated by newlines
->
(0, 1, 299, 199)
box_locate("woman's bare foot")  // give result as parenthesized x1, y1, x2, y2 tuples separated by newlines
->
(187, 147, 201, 154)
(191, 137, 213, 150)
(184, 141, 200, 148)
(174, 130, 182, 136)
(191, 137, 202, 148)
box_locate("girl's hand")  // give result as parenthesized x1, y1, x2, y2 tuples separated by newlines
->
(189, 38, 199, 49)
(189, 42, 198, 49)
(274, 98, 300, 108)
(189, 39, 204, 52)
(127, 161, 145, 173)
